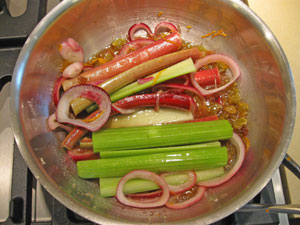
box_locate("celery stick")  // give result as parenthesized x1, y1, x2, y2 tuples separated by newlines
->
(100, 142, 220, 158)
(92, 120, 232, 152)
(110, 58, 196, 102)
(77, 147, 227, 178)
(100, 167, 225, 197)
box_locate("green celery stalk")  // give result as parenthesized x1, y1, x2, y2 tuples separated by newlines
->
(77, 147, 227, 178)
(100, 142, 220, 158)
(92, 120, 232, 152)
(100, 167, 225, 197)
(110, 58, 196, 102)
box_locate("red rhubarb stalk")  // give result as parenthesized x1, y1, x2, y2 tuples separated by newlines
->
(62, 32, 182, 91)
(112, 93, 196, 114)
(61, 110, 101, 150)
(194, 67, 221, 87)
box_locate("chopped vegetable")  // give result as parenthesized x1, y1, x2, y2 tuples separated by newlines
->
(52, 76, 66, 107)
(62, 62, 84, 78)
(92, 120, 232, 151)
(99, 167, 224, 197)
(77, 147, 228, 178)
(194, 67, 221, 87)
(197, 133, 245, 187)
(59, 38, 84, 63)
(116, 170, 169, 208)
(67, 148, 98, 162)
(190, 54, 241, 96)
(110, 58, 196, 102)
(165, 186, 206, 209)
(71, 48, 203, 115)
(62, 32, 182, 90)
(56, 85, 111, 131)
(99, 142, 220, 158)
(118, 39, 155, 55)
(154, 21, 178, 37)
(160, 171, 197, 195)
(128, 23, 153, 41)
(112, 93, 197, 114)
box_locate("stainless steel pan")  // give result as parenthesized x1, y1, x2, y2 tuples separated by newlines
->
(10, 0, 296, 224)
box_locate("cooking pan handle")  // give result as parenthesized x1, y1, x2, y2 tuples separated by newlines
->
(283, 154, 300, 180)
(239, 204, 300, 214)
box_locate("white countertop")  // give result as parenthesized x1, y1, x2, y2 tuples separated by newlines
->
(249, 0, 300, 207)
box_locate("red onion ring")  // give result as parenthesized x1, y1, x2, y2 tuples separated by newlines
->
(56, 85, 111, 131)
(47, 113, 72, 132)
(52, 76, 66, 107)
(197, 133, 245, 187)
(154, 21, 178, 37)
(128, 23, 153, 41)
(116, 170, 169, 208)
(165, 186, 206, 209)
(190, 54, 241, 96)
(119, 39, 155, 56)
(160, 171, 197, 195)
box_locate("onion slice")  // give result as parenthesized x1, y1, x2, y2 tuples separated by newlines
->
(128, 23, 153, 41)
(160, 171, 197, 195)
(56, 85, 111, 131)
(52, 76, 66, 107)
(190, 54, 240, 96)
(47, 113, 72, 132)
(119, 39, 155, 56)
(197, 133, 245, 187)
(165, 186, 206, 209)
(154, 21, 178, 37)
(116, 170, 169, 208)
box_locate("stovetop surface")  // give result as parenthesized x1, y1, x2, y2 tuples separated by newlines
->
(0, 0, 297, 224)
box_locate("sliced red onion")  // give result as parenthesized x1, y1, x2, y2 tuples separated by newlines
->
(165, 186, 206, 209)
(160, 171, 197, 195)
(197, 133, 245, 187)
(47, 113, 72, 132)
(62, 62, 84, 78)
(52, 76, 66, 107)
(137, 76, 154, 84)
(119, 39, 155, 56)
(128, 23, 153, 41)
(56, 85, 111, 131)
(190, 54, 241, 96)
(116, 170, 169, 208)
(154, 21, 178, 37)
(59, 38, 84, 63)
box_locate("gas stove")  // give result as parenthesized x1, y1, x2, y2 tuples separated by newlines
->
(0, 1, 297, 224)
